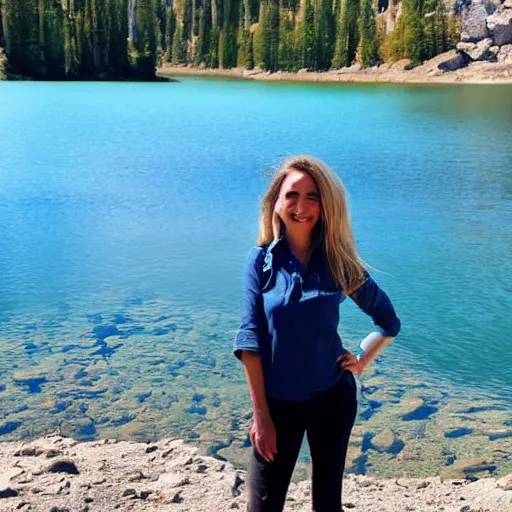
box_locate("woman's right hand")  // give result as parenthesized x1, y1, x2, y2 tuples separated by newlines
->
(250, 414, 278, 463)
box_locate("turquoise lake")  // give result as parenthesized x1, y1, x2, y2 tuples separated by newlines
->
(0, 79, 511, 478)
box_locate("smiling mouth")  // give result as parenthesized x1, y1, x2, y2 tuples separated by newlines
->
(292, 215, 312, 223)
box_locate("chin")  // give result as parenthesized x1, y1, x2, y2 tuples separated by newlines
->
(288, 223, 315, 234)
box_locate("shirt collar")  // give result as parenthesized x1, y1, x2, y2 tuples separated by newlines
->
(263, 236, 286, 273)
(267, 236, 287, 254)
(264, 235, 323, 272)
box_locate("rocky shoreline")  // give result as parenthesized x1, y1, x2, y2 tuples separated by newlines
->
(158, 52, 512, 85)
(1, 432, 511, 512)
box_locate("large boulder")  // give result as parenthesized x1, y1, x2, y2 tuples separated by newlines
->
(497, 43, 512, 63)
(438, 51, 469, 71)
(461, 0, 490, 42)
(456, 37, 494, 59)
(487, 6, 512, 45)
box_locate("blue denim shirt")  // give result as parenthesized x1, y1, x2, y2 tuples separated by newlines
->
(234, 237, 401, 401)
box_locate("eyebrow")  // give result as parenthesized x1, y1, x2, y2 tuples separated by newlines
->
(285, 190, 319, 198)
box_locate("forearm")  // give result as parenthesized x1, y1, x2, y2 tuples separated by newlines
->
(359, 332, 394, 368)
(241, 351, 271, 420)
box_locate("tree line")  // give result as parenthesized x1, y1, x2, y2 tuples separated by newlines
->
(0, 0, 165, 79)
(0, 0, 459, 80)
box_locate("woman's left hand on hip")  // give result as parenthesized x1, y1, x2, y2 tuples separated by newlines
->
(337, 352, 365, 376)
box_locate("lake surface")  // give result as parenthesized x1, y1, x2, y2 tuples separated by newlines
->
(0, 79, 511, 478)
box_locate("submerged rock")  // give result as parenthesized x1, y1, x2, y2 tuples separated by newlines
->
(372, 429, 397, 453)
(60, 418, 96, 441)
(444, 427, 473, 439)
(12, 374, 48, 394)
(0, 421, 21, 436)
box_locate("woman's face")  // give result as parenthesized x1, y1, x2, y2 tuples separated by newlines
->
(276, 170, 321, 238)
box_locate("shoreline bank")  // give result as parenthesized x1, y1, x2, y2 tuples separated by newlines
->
(1, 432, 511, 511)
(158, 51, 512, 85)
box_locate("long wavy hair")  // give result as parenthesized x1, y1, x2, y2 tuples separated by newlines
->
(257, 155, 366, 295)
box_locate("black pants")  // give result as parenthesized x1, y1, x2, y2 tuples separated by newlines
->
(247, 370, 358, 512)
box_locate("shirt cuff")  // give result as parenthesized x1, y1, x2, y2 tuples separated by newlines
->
(233, 330, 260, 360)
(378, 317, 401, 338)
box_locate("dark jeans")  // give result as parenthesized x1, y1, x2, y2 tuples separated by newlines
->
(247, 370, 358, 512)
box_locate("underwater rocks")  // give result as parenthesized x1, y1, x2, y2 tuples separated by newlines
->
(1, 298, 511, 483)
(60, 418, 97, 441)
(0, 421, 21, 436)
(12, 372, 48, 394)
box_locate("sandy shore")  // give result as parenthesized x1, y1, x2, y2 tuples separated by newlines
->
(1, 432, 511, 512)
(158, 51, 512, 85)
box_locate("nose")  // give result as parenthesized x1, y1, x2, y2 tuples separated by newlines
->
(294, 197, 308, 215)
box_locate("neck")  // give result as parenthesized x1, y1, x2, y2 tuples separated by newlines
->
(285, 232, 313, 263)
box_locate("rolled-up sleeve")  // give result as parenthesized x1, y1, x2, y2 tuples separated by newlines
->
(349, 271, 401, 337)
(233, 247, 267, 360)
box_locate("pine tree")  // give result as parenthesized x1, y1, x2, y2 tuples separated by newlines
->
(278, 7, 296, 71)
(0, 2, 5, 48)
(107, 0, 130, 75)
(237, 26, 254, 68)
(332, 0, 359, 68)
(420, 1, 459, 60)
(259, 0, 279, 71)
(422, 11, 436, 60)
(315, 0, 336, 71)
(92, 0, 108, 71)
(402, 0, 423, 65)
(163, 3, 175, 62)
(209, 25, 220, 67)
(301, 0, 315, 69)
(219, 24, 237, 67)
(357, 0, 379, 68)
(3, 0, 44, 77)
(172, 19, 187, 63)
(195, 0, 211, 64)
(133, 0, 158, 76)
(39, 0, 65, 77)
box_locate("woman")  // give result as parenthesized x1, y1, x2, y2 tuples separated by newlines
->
(234, 155, 400, 512)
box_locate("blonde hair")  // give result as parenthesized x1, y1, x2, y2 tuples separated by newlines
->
(257, 155, 366, 295)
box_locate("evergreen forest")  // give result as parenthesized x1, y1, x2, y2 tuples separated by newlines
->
(0, 0, 459, 79)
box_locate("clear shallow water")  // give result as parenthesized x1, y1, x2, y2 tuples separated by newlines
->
(0, 80, 511, 477)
